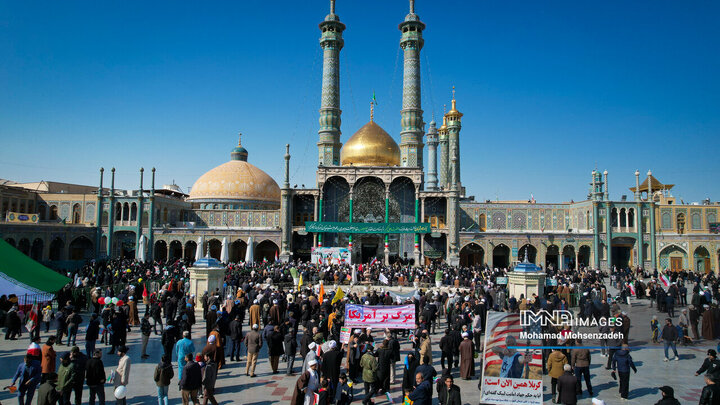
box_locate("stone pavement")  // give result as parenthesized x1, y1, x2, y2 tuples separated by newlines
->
(0, 291, 712, 404)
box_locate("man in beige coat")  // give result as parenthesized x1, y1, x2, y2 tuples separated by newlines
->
(570, 339, 593, 397)
(114, 346, 131, 405)
(419, 331, 433, 366)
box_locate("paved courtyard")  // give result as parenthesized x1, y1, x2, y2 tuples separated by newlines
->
(0, 287, 711, 404)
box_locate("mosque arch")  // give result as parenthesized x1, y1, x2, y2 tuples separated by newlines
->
(184, 241, 197, 262)
(255, 239, 279, 262)
(694, 246, 711, 273)
(154, 240, 168, 261)
(18, 238, 31, 256)
(49, 205, 59, 221)
(130, 203, 138, 222)
(545, 244, 560, 270)
(115, 203, 122, 221)
(230, 239, 247, 263)
(676, 213, 685, 234)
(207, 238, 222, 260)
(49, 237, 65, 261)
(72, 203, 81, 224)
(478, 214, 486, 231)
(5, 238, 16, 247)
(169, 240, 183, 261)
(114, 230, 136, 259)
(659, 244, 687, 271)
(31, 238, 44, 261)
(69, 236, 94, 260)
(122, 202, 130, 221)
(518, 244, 537, 264)
(492, 244, 510, 269)
(578, 245, 591, 268)
(460, 242, 484, 267)
(562, 245, 576, 270)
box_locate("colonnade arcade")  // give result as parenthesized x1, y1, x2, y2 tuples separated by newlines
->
(458, 240, 594, 270)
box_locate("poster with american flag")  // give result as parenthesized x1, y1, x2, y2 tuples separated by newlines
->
(480, 311, 543, 405)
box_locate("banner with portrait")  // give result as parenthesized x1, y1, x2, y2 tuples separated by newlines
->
(480, 311, 543, 405)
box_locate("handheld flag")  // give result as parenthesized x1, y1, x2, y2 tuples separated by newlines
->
(275, 250, 279, 262)
(379, 273, 389, 285)
(370, 257, 378, 266)
(319, 283, 325, 304)
(660, 274, 670, 288)
(142, 284, 148, 298)
(627, 282, 636, 296)
(331, 287, 345, 305)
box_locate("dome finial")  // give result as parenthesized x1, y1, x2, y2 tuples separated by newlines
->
(330, 0, 335, 14)
(451, 86, 457, 110)
(231, 133, 249, 161)
(409, 0, 415, 14)
(370, 100, 374, 122)
(238, 132, 242, 146)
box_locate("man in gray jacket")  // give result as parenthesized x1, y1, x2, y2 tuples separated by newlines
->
(244, 324, 262, 377)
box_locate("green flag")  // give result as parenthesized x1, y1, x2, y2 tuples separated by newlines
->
(372, 90, 378, 105)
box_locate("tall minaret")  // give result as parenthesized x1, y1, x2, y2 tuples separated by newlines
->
(425, 119, 438, 190)
(446, 87, 463, 190)
(438, 107, 448, 188)
(317, 0, 345, 166)
(399, 0, 425, 169)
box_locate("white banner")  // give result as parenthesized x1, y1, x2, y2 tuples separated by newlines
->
(344, 304, 416, 329)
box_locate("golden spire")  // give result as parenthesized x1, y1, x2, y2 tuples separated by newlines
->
(238, 132, 243, 146)
(447, 86, 463, 118)
(370, 100, 374, 122)
(439, 104, 448, 131)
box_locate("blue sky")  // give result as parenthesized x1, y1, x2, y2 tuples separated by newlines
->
(1, 0, 718, 203)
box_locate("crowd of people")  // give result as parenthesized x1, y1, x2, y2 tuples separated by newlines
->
(3, 257, 720, 404)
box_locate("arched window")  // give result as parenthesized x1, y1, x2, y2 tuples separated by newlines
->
(72, 203, 81, 224)
(49, 205, 59, 220)
(479, 214, 486, 231)
(130, 203, 137, 221)
(122, 202, 129, 221)
(628, 208, 635, 229)
(611, 208, 618, 227)
(692, 213, 701, 230)
(677, 213, 685, 234)
(619, 208, 627, 227)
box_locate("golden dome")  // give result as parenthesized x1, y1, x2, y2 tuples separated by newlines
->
(188, 160, 280, 204)
(340, 121, 400, 166)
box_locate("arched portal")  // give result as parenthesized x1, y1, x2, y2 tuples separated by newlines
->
(5, 238, 16, 247)
(255, 240, 279, 263)
(69, 236, 94, 260)
(154, 240, 168, 261)
(49, 237, 65, 261)
(492, 244, 510, 269)
(230, 240, 247, 263)
(659, 245, 687, 271)
(518, 244, 537, 264)
(562, 245, 576, 270)
(460, 243, 484, 267)
(578, 245, 591, 268)
(169, 241, 183, 261)
(18, 238, 31, 256)
(694, 246, 711, 274)
(208, 239, 222, 260)
(31, 238, 44, 261)
(322, 176, 351, 248)
(545, 245, 559, 270)
(184, 241, 197, 262)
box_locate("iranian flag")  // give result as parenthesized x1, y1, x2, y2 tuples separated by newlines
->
(275, 251, 279, 262)
(660, 274, 670, 288)
(370, 257, 378, 266)
(25, 303, 38, 333)
(627, 282, 636, 296)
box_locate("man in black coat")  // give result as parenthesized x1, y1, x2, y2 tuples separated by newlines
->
(556, 364, 577, 404)
(180, 354, 202, 404)
(439, 329, 454, 371)
(656, 385, 682, 405)
(388, 331, 401, 384)
(229, 315, 243, 362)
(322, 340, 344, 391)
(85, 349, 106, 405)
(284, 328, 298, 375)
(375, 340, 394, 393)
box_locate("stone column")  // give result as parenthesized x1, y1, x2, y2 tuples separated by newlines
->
(606, 202, 613, 270)
(384, 187, 390, 265)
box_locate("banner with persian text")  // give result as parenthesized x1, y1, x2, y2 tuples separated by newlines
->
(305, 221, 431, 234)
(480, 311, 543, 405)
(344, 304, 416, 329)
(5, 212, 39, 224)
